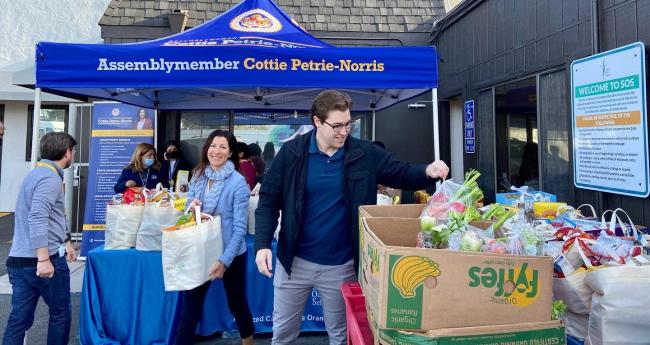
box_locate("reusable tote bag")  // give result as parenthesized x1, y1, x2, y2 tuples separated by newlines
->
(584, 264, 650, 345)
(105, 196, 145, 249)
(162, 206, 223, 291)
(136, 189, 181, 251)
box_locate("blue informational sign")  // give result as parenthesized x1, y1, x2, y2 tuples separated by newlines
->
(464, 100, 475, 154)
(80, 102, 154, 256)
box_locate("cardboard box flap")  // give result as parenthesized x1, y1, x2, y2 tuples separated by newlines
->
(424, 321, 562, 337)
(359, 204, 425, 218)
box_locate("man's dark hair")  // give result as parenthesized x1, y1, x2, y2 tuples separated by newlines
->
(310, 90, 353, 126)
(40, 132, 77, 161)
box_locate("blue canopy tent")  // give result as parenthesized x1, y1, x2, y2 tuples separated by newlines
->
(32, 0, 440, 166)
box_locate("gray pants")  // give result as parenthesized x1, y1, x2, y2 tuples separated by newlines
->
(272, 257, 356, 345)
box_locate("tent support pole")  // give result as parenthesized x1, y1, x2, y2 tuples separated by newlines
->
(372, 110, 376, 140)
(65, 104, 78, 233)
(432, 88, 441, 187)
(30, 88, 42, 168)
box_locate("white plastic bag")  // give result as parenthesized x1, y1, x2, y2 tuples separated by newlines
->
(105, 203, 144, 249)
(162, 206, 223, 291)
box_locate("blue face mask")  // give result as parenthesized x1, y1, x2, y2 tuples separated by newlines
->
(143, 158, 155, 167)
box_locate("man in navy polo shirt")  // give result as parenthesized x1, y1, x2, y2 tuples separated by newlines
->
(255, 90, 449, 345)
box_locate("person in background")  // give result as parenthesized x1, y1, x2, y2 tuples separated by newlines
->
(134, 108, 153, 130)
(262, 142, 275, 173)
(236, 142, 257, 190)
(248, 143, 265, 185)
(161, 140, 192, 191)
(114, 143, 169, 193)
(173, 130, 254, 345)
(4, 132, 77, 345)
(254, 90, 449, 345)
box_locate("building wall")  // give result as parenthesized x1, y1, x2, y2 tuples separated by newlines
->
(433, 0, 650, 222)
(1, 102, 35, 211)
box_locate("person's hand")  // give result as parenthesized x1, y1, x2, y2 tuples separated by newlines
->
(255, 249, 273, 278)
(188, 198, 202, 211)
(65, 242, 77, 262)
(425, 160, 449, 180)
(209, 261, 227, 280)
(125, 180, 137, 188)
(36, 259, 54, 279)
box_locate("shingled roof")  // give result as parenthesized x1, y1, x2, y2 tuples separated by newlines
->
(99, 0, 445, 33)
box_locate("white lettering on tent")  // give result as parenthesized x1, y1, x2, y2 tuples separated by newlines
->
(97, 58, 241, 74)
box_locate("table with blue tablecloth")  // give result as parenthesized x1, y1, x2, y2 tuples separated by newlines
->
(80, 236, 325, 345)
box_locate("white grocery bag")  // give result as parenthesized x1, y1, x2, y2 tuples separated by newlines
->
(136, 203, 181, 251)
(553, 271, 592, 314)
(248, 194, 259, 235)
(162, 206, 223, 291)
(584, 264, 650, 345)
(105, 203, 144, 249)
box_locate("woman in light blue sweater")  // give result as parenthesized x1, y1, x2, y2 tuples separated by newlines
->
(173, 130, 254, 345)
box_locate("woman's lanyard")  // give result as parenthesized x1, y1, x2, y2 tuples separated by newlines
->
(139, 169, 150, 187)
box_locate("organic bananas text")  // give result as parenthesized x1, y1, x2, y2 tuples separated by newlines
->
(391, 256, 441, 298)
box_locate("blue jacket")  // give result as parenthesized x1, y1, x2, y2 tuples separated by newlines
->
(114, 167, 169, 194)
(187, 171, 250, 267)
(255, 130, 436, 275)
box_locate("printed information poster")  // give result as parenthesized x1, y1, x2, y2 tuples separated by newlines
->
(571, 42, 649, 197)
(80, 102, 155, 256)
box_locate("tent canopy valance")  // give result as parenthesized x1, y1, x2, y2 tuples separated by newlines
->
(34, 0, 438, 111)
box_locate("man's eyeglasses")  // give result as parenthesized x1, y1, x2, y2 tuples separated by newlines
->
(321, 119, 355, 133)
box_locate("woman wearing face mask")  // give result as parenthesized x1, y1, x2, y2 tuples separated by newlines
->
(161, 140, 192, 190)
(172, 130, 254, 345)
(114, 143, 169, 193)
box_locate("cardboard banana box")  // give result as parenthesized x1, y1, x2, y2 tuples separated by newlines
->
(371, 320, 566, 345)
(359, 205, 553, 331)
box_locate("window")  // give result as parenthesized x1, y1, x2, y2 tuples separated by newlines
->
(179, 111, 368, 168)
(179, 111, 230, 168)
(26, 105, 69, 161)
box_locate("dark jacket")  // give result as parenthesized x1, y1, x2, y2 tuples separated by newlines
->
(114, 167, 169, 194)
(161, 158, 192, 187)
(254, 131, 435, 275)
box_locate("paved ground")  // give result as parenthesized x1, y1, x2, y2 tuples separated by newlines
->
(0, 214, 330, 344)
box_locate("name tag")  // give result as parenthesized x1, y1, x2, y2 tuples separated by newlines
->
(58, 244, 66, 257)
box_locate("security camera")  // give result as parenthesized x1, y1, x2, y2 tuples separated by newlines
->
(408, 103, 426, 109)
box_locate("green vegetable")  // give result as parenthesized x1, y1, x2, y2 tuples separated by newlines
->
(463, 206, 482, 223)
(460, 232, 483, 251)
(452, 170, 484, 206)
(551, 300, 567, 321)
(420, 216, 437, 231)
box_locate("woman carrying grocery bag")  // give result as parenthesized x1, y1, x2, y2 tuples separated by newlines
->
(171, 130, 254, 345)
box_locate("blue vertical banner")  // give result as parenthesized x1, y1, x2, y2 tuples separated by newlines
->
(80, 102, 155, 256)
(464, 100, 475, 154)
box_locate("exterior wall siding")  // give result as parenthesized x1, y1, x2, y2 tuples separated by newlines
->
(433, 0, 650, 223)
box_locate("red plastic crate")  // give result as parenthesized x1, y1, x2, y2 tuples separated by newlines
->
(341, 282, 374, 345)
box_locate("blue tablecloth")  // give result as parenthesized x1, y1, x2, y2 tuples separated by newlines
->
(80, 236, 325, 345)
